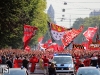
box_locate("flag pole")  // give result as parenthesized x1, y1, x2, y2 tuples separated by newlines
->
(96, 25, 100, 43)
(23, 24, 25, 50)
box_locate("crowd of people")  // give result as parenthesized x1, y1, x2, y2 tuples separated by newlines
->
(0, 49, 100, 75)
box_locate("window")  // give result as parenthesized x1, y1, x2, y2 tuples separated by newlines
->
(53, 57, 72, 64)
(62, 9, 65, 12)
(64, 2, 67, 5)
(62, 15, 65, 17)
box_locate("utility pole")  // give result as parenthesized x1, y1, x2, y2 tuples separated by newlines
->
(69, 15, 71, 27)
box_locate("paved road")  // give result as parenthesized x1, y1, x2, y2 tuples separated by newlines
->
(30, 74, 44, 75)
(29, 70, 74, 75)
(30, 73, 74, 75)
(29, 64, 75, 75)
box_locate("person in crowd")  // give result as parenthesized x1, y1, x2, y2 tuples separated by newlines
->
(74, 57, 80, 72)
(6, 57, 13, 68)
(13, 57, 19, 68)
(22, 57, 29, 69)
(13, 57, 22, 68)
(42, 56, 49, 75)
(90, 53, 98, 67)
(18, 56, 23, 68)
(78, 60, 84, 67)
(48, 63, 56, 75)
(0, 56, 2, 64)
(97, 54, 100, 67)
(1, 55, 6, 64)
(39, 55, 44, 70)
(29, 54, 39, 73)
(83, 57, 91, 66)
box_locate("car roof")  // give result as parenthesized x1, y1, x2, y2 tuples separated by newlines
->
(9, 68, 27, 71)
(54, 54, 72, 56)
(78, 67, 98, 70)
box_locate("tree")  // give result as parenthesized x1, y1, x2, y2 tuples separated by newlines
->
(72, 16, 100, 44)
(0, 0, 48, 49)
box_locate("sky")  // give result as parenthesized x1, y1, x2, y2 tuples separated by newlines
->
(46, 0, 100, 28)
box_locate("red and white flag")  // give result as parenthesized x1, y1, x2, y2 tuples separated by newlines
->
(61, 25, 83, 47)
(49, 23, 66, 41)
(23, 25, 38, 49)
(40, 39, 52, 50)
(83, 26, 98, 41)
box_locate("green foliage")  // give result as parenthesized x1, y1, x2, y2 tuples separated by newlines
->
(0, 0, 48, 49)
(72, 16, 100, 43)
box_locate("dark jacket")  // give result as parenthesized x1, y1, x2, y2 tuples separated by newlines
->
(91, 59, 98, 67)
(48, 67, 56, 75)
(6, 60, 13, 68)
(22, 59, 29, 69)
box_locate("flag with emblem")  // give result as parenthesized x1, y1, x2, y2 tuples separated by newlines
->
(48, 22, 70, 45)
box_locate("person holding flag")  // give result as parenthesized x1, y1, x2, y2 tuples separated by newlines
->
(29, 54, 39, 73)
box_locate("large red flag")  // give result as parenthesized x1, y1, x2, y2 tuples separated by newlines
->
(23, 25, 38, 49)
(61, 25, 83, 47)
(83, 26, 98, 41)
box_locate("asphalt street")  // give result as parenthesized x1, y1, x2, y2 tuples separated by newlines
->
(30, 73, 74, 75)
(0, 73, 73, 75)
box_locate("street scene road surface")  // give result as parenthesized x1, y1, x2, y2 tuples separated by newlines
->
(30, 73, 73, 75)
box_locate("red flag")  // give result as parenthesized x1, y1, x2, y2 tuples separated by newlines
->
(23, 25, 38, 49)
(83, 26, 98, 41)
(25, 45, 31, 52)
(39, 39, 52, 50)
(48, 43, 58, 51)
(58, 45, 64, 51)
(61, 25, 83, 47)
(82, 42, 89, 50)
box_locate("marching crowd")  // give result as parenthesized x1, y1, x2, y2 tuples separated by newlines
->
(0, 49, 100, 75)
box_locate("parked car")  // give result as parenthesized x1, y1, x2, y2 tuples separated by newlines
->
(3, 68, 29, 75)
(76, 66, 100, 75)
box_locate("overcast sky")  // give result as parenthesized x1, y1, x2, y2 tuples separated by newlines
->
(46, 0, 100, 28)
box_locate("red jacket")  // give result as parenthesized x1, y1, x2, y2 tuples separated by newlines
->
(42, 57, 49, 66)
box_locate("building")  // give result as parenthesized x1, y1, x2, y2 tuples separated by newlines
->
(47, 4, 55, 23)
(89, 10, 100, 17)
(46, 0, 72, 28)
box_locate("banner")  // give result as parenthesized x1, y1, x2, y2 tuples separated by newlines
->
(82, 41, 100, 50)
(89, 42, 100, 50)
(61, 25, 83, 47)
(23, 25, 38, 49)
(83, 26, 98, 41)
(73, 44, 84, 50)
